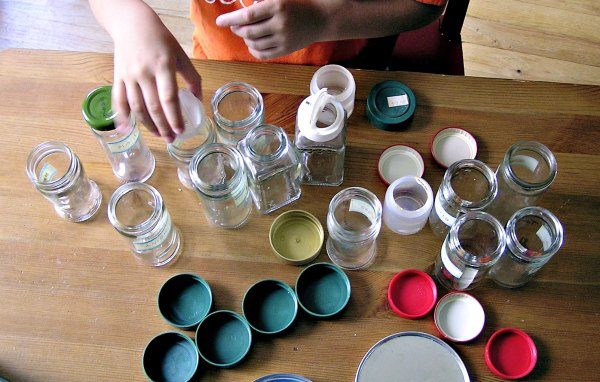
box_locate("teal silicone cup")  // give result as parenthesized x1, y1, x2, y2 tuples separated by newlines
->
(195, 310, 252, 368)
(158, 273, 213, 330)
(295, 262, 351, 318)
(243, 279, 298, 335)
(142, 331, 199, 382)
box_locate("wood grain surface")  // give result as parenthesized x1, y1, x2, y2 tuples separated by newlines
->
(0, 50, 599, 382)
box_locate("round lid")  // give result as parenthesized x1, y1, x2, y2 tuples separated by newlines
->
(434, 292, 485, 342)
(195, 310, 252, 368)
(387, 269, 437, 319)
(269, 210, 324, 265)
(431, 127, 477, 168)
(366, 81, 416, 130)
(297, 89, 345, 142)
(157, 273, 213, 330)
(378, 145, 425, 185)
(485, 328, 537, 379)
(242, 279, 298, 335)
(295, 262, 351, 318)
(82, 85, 116, 131)
(142, 332, 199, 382)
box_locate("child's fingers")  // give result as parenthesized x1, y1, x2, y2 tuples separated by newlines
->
(230, 22, 273, 41)
(139, 79, 175, 143)
(155, 69, 184, 135)
(248, 46, 282, 60)
(175, 50, 203, 100)
(126, 82, 159, 137)
(244, 35, 278, 51)
(112, 79, 131, 127)
(216, 0, 274, 27)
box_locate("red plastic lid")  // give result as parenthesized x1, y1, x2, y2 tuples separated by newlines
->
(387, 269, 437, 319)
(485, 328, 538, 380)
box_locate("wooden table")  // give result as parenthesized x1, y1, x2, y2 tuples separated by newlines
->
(0, 49, 598, 382)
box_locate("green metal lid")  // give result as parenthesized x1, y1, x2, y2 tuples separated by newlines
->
(82, 85, 116, 131)
(366, 81, 416, 131)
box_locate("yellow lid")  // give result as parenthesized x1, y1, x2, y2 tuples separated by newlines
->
(269, 210, 324, 265)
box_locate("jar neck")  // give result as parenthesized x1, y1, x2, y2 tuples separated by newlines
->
(90, 113, 135, 137)
(189, 143, 245, 198)
(440, 159, 497, 211)
(211, 82, 264, 130)
(500, 141, 557, 194)
(108, 182, 164, 236)
(26, 141, 81, 193)
(506, 207, 563, 262)
(448, 211, 506, 268)
(327, 187, 382, 242)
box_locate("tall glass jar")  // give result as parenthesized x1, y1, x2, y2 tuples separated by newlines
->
(167, 89, 216, 189)
(26, 141, 102, 222)
(189, 143, 253, 228)
(326, 187, 382, 270)
(490, 207, 564, 288)
(295, 89, 346, 186)
(429, 159, 498, 238)
(108, 182, 181, 267)
(211, 82, 264, 145)
(238, 124, 302, 214)
(486, 141, 557, 224)
(82, 86, 155, 183)
(433, 211, 506, 291)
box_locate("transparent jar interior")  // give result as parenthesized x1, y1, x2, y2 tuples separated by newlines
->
(333, 196, 377, 233)
(114, 188, 156, 229)
(217, 90, 259, 123)
(508, 148, 553, 184)
(450, 167, 491, 205)
(248, 128, 285, 158)
(196, 151, 237, 188)
(457, 218, 501, 264)
(513, 215, 555, 256)
(32, 149, 71, 185)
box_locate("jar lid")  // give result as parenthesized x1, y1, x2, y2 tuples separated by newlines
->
(157, 273, 213, 330)
(387, 269, 437, 319)
(485, 328, 538, 379)
(297, 89, 345, 143)
(378, 145, 424, 185)
(431, 127, 477, 168)
(366, 81, 416, 130)
(195, 310, 252, 368)
(295, 262, 351, 318)
(82, 85, 116, 131)
(269, 210, 324, 265)
(142, 332, 199, 382)
(434, 292, 485, 342)
(242, 279, 298, 335)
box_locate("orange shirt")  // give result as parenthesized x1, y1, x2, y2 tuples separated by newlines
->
(191, 0, 446, 65)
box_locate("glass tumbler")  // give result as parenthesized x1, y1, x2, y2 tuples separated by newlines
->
(383, 176, 433, 235)
(490, 207, 564, 288)
(108, 182, 181, 267)
(326, 187, 382, 270)
(26, 141, 102, 222)
(433, 211, 506, 291)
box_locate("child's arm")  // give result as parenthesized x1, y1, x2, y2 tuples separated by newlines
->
(216, 0, 445, 60)
(89, 0, 202, 143)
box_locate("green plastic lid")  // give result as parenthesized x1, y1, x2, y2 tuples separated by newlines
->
(242, 279, 298, 335)
(195, 310, 252, 368)
(366, 80, 416, 131)
(269, 210, 324, 265)
(295, 262, 351, 318)
(157, 273, 213, 330)
(82, 85, 116, 131)
(142, 331, 199, 382)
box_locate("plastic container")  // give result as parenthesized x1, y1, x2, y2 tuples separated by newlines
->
(310, 64, 355, 117)
(383, 176, 433, 235)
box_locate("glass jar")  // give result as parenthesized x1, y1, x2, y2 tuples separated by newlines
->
(326, 187, 382, 270)
(490, 207, 564, 288)
(189, 143, 253, 228)
(238, 124, 302, 214)
(309, 64, 356, 117)
(167, 89, 217, 189)
(108, 182, 181, 266)
(429, 159, 498, 238)
(26, 141, 102, 222)
(211, 82, 264, 145)
(82, 86, 155, 183)
(486, 141, 557, 224)
(383, 176, 433, 235)
(433, 211, 506, 291)
(295, 89, 346, 186)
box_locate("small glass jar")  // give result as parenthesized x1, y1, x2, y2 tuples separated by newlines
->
(326, 187, 382, 270)
(490, 207, 564, 288)
(383, 176, 433, 235)
(433, 211, 506, 291)
(211, 82, 264, 145)
(108, 182, 181, 267)
(238, 124, 302, 214)
(295, 89, 346, 186)
(82, 86, 155, 183)
(26, 141, 102, 222)
(429, 159, 498, 238)
(189, 143, 253, 228)
(310, 64, 356, 117)
(486, 141, 557, 224)
(167, 89, 217, 189)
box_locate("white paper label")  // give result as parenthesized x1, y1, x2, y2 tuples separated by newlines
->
(108, 127, 140, 154)
(434, 193, 457, 227)
(441, 243, 462, 278)
(349, 199, 376, 224)
(132, 213, 172, 252)
(39, 163, 57, 182)
(456, 267, 478, 291)
(510, 155, 539, 173)
(536, 225, 552, 251)
(387, 94, 409, 108)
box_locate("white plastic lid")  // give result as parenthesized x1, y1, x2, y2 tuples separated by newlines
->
(310, 65, 355, 117)
(297, 89, 345, 143)
(175, 88, 205, 142)
(378, 145, 425, 185)
(431, 127, 477, 168)
(434, 292, 485, 342)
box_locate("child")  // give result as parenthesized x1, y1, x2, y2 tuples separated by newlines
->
(89, 0, 446, 142)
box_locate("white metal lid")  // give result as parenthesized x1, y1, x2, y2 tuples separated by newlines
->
(434, 292, 485, 342)
(378, 145, 425, 185)
(297, 89, 345, 143)
(431, 127, 477, 168)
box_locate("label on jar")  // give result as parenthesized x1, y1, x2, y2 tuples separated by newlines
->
(108, 127, 140, 154)
(132, 213, 172, 252)
(510, 155, 539, 173)
(434, 194, 457, 227)
(536, 225, 552, 251)
(349, 199, 376, 224)
(441, 244, 462, 278)
(387, 94, 409, 108)
(39, 163, 57, 182)
(456, 267, 478, 291)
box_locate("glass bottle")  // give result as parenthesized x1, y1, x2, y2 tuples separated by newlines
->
(295, 89, 346, 186)
(383, 176, 433, 235)
(211, 82, 264, 145)
(326, 187, 382, 270)
(238, 124, 302, 214)
(485, 141, 557, 224)
(167, 89, 217, 189)
(26, 141, 102, 222)
(82, 86, 155, 182)
(433, 211, 506, 291)
(490, 207, 563, 288)
(189, 143, 253, 228)
(108, 182, 181, 267)
(429, 159, 498, 238)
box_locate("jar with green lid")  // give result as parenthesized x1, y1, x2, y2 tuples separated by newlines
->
(82, 85, 155, 182)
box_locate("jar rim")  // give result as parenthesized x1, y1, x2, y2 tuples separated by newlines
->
(107, 182, 163, 236)
(167, 118, 216, 162)
(441, 159, 498, 210)
(506, 206, 563, 261)
(243, 124, 287, 162)
(189, 143, 244, 196)
(210, 82, 264, 130)
(26, 141, 79, 192)
(328, 187, 382, 239)
(448, 211, 506, 267)
(503, 141, 557, 191)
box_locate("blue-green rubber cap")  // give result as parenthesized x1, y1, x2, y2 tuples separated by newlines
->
(366, 80, 416, 131)
(243, 279, 298, 335)
(158, 273, 213, 330)
(142, 331, 199, 382)
(295, 262, 351, 318)
(195, 310, 252, 368)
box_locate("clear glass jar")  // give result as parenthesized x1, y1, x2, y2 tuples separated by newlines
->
(429, 159, 498, 238)
(211, 82, 264, 145)
(326, 187, 382, 270)
(433, 211, 506, 291)
(486, 141, 557, 224)
(238, 124, 302, 214)
(295, 89, 346, 186)
(189, 143, 253, 228)
(108, 182, 181, 267)
(167, 89, 217, 189)
(490, 207, 563, 288)
(82, 86, 155, 183)
(26, 141, 102, 222)
(383, 176, 433, 235)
